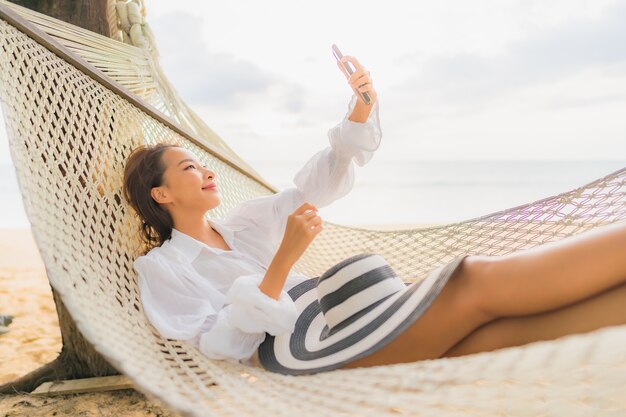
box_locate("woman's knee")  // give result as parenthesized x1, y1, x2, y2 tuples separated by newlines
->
(452, 254, 498, 323)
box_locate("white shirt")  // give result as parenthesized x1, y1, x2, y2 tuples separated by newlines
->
(133, 94, 382, 367)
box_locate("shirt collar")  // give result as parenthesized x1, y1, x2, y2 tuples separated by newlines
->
(166, 219, 236, 263)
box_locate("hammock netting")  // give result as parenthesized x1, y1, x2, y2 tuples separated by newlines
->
(1, 1, 625, 416)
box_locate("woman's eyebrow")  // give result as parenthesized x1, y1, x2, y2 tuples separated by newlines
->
(177, 158, 197, 166)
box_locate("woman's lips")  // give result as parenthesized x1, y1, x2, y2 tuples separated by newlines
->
(203, 185, 217, 191)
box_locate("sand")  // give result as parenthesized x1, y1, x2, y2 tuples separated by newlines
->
(0, 224, 429, 416)
(0, 228, 178, 416)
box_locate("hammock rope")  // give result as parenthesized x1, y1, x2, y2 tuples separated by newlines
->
(1, 1, 625, 416)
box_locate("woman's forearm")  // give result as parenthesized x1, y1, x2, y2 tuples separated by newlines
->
(258, 247, 296, 300)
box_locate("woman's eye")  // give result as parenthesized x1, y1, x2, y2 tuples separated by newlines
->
(185, 164, 196, 170)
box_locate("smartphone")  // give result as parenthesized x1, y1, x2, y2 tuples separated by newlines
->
(332, 44, 372, 105)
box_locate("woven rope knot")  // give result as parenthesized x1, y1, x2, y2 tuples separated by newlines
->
(115, 0, 155, 51)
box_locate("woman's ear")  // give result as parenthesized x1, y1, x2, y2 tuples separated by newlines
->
(150, 186, 168, 204)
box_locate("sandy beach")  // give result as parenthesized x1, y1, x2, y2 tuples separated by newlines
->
(0, 224, 429, 416)
(0, 228, 181, 416)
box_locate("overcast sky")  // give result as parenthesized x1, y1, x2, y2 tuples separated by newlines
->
(2, 0, 625, 167)
(144, 0, 626, 165)
(1, 0, 625, 229)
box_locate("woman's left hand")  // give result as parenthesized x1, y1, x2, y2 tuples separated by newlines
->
(336, 55, 378, 106)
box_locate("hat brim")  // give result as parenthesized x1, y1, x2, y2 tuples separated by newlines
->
(258, 255, 469, 375)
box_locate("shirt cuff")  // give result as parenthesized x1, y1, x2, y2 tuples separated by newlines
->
(328, 94, 382, 166)
(225, 273, 299, 336)
(196, 308, 267, 362)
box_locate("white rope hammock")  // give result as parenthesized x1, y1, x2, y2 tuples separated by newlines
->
(1, 1, 625, 416)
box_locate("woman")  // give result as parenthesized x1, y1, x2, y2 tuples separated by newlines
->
(123, 55, 626, 373)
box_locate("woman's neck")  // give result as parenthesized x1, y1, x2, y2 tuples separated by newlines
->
(173, 216, 216, 246)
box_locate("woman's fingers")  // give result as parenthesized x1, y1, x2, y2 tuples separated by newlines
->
(355, 82, 372, 92)
(302, 209, 319, 220)
(341, 55, 362, 70)
(349, 72, 372, 92)
(338, 55, 372, 84)
(307, 215, 323, 232)
(340, 58, 370, 81)
(293, 202, 317, 216)
(351, 72, 370, 87)
(336, 55, 377, 104)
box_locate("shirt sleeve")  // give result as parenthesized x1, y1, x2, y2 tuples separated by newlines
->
(224, 94, 382, 250)
(134, 254, 221, 340)
(195, 273, 299, 362)
(292, 93, 382, 207)
(134, 254, 298, 364)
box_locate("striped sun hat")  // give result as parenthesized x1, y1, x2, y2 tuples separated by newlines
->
(258, 252, 469, 375)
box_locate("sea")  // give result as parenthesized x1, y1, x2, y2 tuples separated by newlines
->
(1, 160, 625, 229)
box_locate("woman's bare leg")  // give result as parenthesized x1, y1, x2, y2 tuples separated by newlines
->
(441, 279, 626, 358)
(341, 257, 493, 368)
(341, 220, 626, 369)
(474, 220, 626, 318)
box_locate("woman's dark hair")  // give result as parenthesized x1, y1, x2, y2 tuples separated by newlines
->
(123, 142, 180, 252)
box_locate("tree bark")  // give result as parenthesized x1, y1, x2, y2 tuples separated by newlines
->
(8, 0, 112, 37)
(0, 0, 120, 395)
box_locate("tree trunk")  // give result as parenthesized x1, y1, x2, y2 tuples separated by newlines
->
(7, 0, 112, 37)
(0, 0, 120, 395)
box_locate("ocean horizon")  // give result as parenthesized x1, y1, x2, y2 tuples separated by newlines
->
(1, 159, 624, 229)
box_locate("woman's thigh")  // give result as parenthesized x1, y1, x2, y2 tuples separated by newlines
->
(441, 279, 626, 358)
(340, 257, 493, 369)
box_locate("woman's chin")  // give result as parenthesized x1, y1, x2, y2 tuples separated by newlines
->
(206, 199, 221, 211)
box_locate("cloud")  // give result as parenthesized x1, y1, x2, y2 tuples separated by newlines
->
(542, 91, 626, 110)
(273, 83, 307, 114)
(395, 1, 626, 112)
(152, 11, 303, 111)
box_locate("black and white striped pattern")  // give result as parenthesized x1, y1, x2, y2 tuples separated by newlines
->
(258, 253, 469, 375)
(317, 253, 406, 330)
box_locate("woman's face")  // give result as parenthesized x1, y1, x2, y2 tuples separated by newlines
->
(151, 147, 221, 215)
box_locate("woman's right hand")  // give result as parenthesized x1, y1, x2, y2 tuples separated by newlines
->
(336, 55, 378, 107)
(278, 202, 323, 264)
